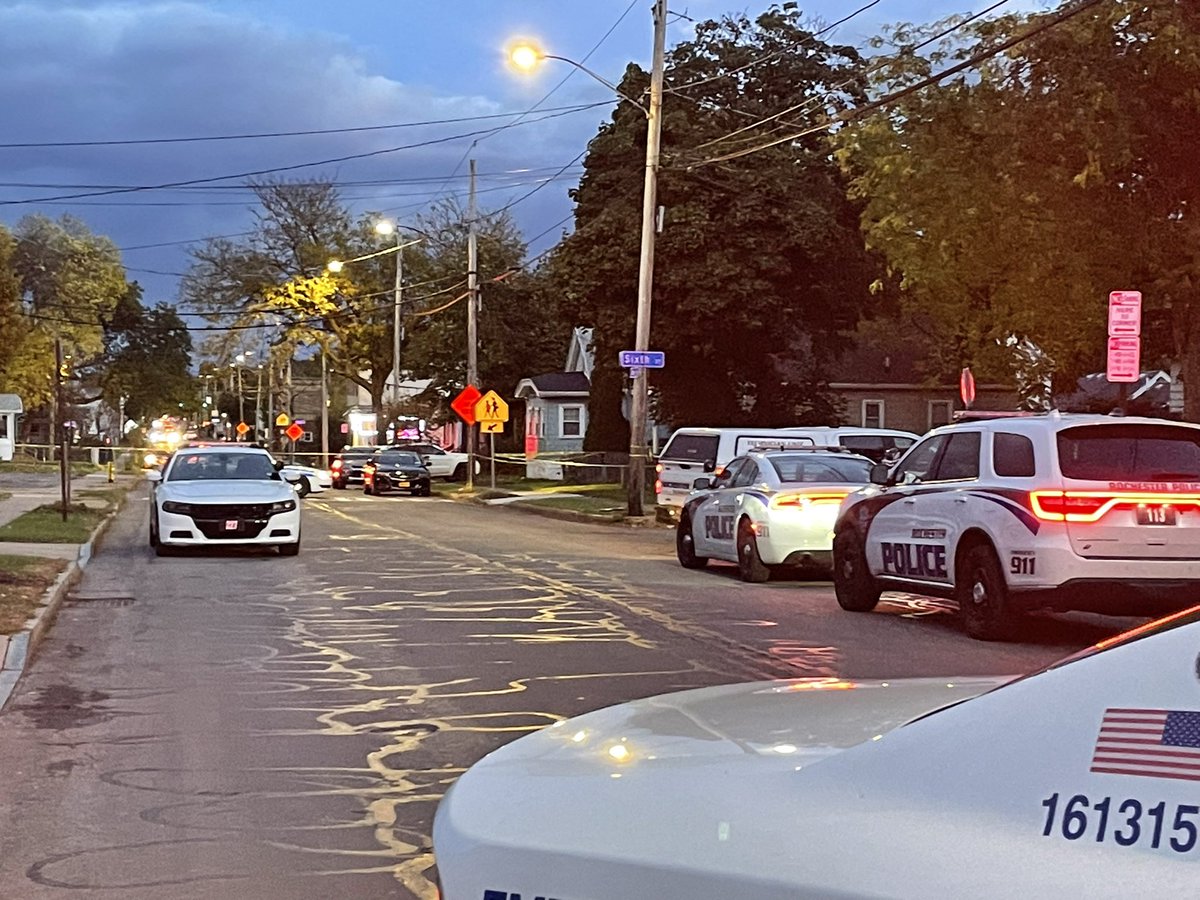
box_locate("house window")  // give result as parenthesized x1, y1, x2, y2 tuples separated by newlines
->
(560, 405, 584, 438)
(928, 400, 953, 429)
(861, 400, 884, 429)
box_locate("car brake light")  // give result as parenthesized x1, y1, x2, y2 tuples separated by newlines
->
(1030, 490, 1200, 523)
(655, 479, 663, 494)
(771, 490, 850, 509)
(331, 459, 343, 470)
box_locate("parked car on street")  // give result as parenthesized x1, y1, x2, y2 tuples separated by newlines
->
(382, 441, 479, 481)
(330, 446, 378, 489)
(280, 462, 332, 497)
(362, 449, 432, 496)
(676, 449, 874, 581)
(147, 445, 300, 556)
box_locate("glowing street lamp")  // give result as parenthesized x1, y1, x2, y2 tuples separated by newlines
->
(508, 1, 667, 517)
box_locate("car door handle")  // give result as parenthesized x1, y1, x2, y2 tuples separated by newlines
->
(954, 497, 968, 504)
(902, 498, 916, 505)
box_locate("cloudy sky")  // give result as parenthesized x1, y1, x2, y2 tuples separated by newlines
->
(0, 0, 1033, 310)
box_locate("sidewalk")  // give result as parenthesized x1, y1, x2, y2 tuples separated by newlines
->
(0, 470, 136, 557)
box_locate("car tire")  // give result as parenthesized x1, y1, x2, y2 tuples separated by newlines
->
(279, 537, 300, 557)
(676, 513, 708, 569)
(737, 519, 771, 583)
(957, 542, 1016, 641)
(155, 541, 173, 558)
(333, 480, 346, 490)
(451, 462, 467, 482)
(297, 476, 312, 498)
(833, 530, 882, 612)
(149, 510, 159, 548)
(420, 483, 432, 497)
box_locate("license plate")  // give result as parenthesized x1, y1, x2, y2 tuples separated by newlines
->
(397, 481, 409, 488)
(224, 519, 239, 531)
(1136, 505, 1177, 526)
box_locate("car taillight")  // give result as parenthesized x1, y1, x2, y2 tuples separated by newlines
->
(331, 459, 343, 469)
(655, 479, 663, 494)
(771, 491, 850, 509)
(1030, 490, 1200, 523)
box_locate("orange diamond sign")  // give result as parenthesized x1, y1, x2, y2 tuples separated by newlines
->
(235, 421, 250, 436)
(285, 423, 304, 442)
(451, 385, 482, 425)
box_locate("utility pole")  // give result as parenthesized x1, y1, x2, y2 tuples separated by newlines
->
(392, 229, 403, 408)
(54, 338, 69, 521)
(626, 0, 667, 518)
(320, 348, 330, 464)
(286, 354, 294, 462)
(466, 158, 479, 490)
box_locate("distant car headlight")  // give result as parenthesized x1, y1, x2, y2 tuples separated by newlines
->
(269, 499, 297, 513)
(143, 452, 160, 466)
(161, 500, 193, 515)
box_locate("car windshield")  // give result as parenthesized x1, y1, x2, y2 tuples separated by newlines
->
(1057, 424, 1200, 481)
(379, 451, 422, 466)
(768, 454, 872, 483)
(167, 452, 277, 481)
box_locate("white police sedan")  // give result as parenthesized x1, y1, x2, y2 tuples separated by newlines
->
(434, 605, 1200, 899)
(147, 446, 300, 556)
(676, 449, 873, 581)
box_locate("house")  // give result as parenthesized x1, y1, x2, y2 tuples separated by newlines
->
(0, 394, 21, 462)
(827, 345, 1017, 433)
(515, 327, 594, 455)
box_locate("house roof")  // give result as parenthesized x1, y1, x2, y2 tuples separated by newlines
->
(515, 372, 591, 398)
(0, 394, 23, 414)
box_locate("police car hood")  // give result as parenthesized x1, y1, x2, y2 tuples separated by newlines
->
(435, 677, 1006, 887)
(159, 479, 293, 503)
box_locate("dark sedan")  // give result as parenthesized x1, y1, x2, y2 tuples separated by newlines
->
(330, 446, 378, 489)
(362, 450, 432, 496)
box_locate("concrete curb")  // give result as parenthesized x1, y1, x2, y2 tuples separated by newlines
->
(447, 489, 667, 528)
(0, 483, 134, 712)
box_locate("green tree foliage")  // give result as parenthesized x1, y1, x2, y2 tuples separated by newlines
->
(99, 283, 194, 421)
(546, 4, 879, 447)
(835, 1, 1200, 417)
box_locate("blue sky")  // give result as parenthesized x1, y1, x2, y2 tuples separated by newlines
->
(0, 1, 1038, 309)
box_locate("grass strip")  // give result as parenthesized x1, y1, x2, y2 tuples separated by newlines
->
(0, 504, 108, 544)
(0, 554, 68, 635)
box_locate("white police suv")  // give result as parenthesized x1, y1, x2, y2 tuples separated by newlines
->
(677, 449, 874, 581)
(832, 413, 1200, 639)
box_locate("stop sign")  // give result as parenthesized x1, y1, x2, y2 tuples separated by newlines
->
(959, 367, 976, 408)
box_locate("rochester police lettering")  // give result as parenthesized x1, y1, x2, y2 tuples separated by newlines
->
(484, 891, 563, 900)
(881, 542, 947, 578)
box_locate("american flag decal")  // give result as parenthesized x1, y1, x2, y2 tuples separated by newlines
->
(1090, 708, 1200, 782)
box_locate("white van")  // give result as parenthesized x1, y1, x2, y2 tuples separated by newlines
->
(654, 426, 920, 521)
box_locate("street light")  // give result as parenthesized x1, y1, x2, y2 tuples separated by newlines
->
(375, 219, 404, 409)
(508, 0, 667, 517)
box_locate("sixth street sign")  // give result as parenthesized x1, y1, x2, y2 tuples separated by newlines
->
(618, 350, 665, 369)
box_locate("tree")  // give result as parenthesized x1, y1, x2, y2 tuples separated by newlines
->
(834, 2, 1200, 417)
(99, 283, 194, 422)
(547, 4, 880, 447)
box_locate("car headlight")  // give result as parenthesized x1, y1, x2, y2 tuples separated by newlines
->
(161, 500, 193, 514)
(144, 452, 159, 466)
(270, 499, 297, 513)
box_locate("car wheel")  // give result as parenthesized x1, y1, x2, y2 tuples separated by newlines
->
(452, 462, 467, 482)
(155, 541, 173, 558)
(333, 480, 346, 490)
(297, 476, 312, 498)
(833, 530, 882, 612)
(279, 537, 300, 557)
(149, 509, 159, 548)
(675, 513, 708, 569)
(737, 519, 771, 583)
(957, 542, 1015, 641)
(421, 482, 432, 497)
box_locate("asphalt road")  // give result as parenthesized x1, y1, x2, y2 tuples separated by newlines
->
(0, 485, 1137, 898)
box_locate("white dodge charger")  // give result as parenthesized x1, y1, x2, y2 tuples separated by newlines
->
(148, 446, 301, 556)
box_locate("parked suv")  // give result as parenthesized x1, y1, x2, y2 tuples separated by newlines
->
(832, 412, 1200, 640)
(381, 442, 478, 481)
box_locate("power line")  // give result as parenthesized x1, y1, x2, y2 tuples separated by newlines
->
(0, 103, 609, 207)
(0, 103, 610, 150)
(686, 0, 1105, 169)
(690, 0, 1013, 154)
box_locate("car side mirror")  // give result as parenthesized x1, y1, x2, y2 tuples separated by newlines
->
(692, 476, 715, 490)
(145, 470, 162, 483)
(421, 455, 431, 464)
(869, 463, 891, 486)
(273, 460, 285, 471)
(702, 459, 716, 473)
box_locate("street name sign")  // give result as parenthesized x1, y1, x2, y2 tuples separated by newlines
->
(618, 350, 665, 369)
(474, 390, 509, 423)
(1108, 291, 1142, 337)
(1106, 336, 1141, 383)
(451, 385, 482, 425)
